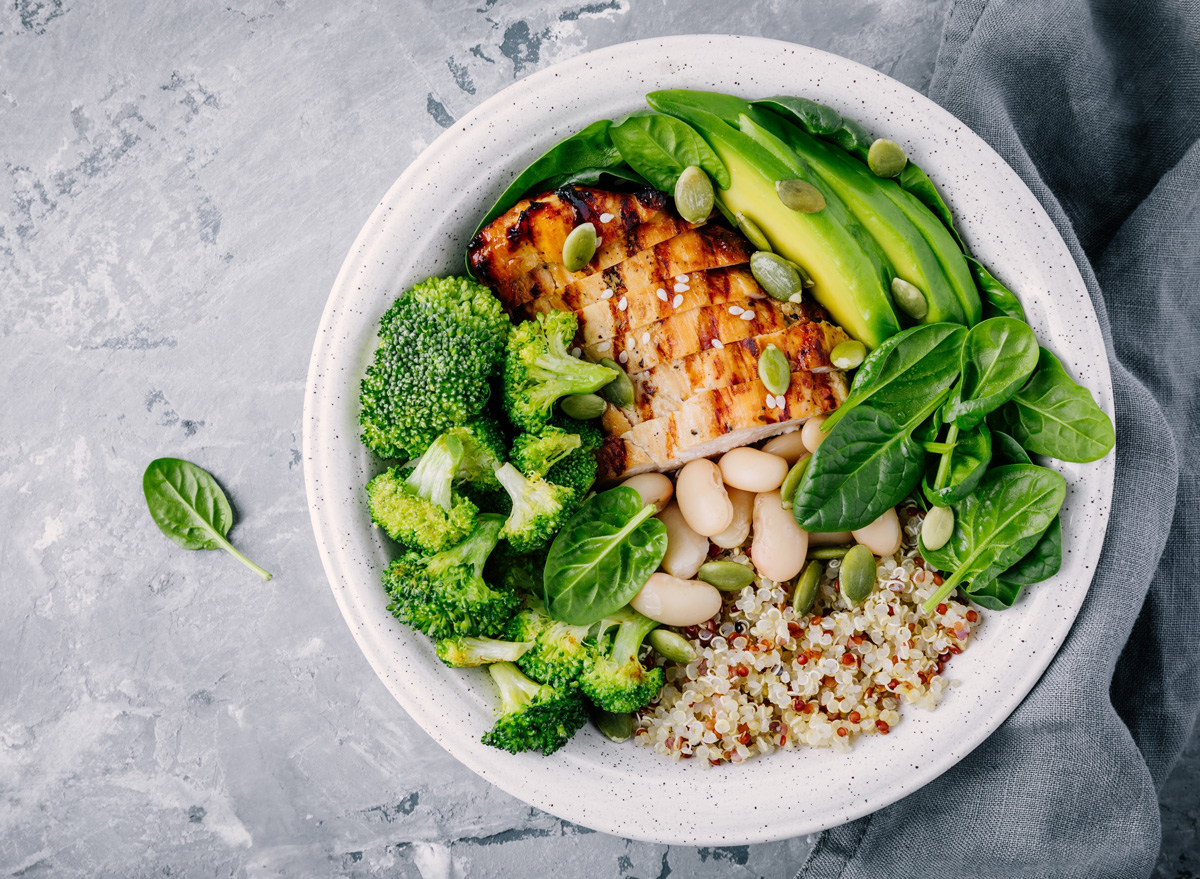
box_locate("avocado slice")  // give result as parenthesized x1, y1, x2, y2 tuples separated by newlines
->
(648, 89, 901, 349)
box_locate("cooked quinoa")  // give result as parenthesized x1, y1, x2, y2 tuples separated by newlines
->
(635, 504, 979, 766)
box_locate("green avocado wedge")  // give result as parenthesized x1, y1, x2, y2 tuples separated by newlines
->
(647, 89, 901, 349)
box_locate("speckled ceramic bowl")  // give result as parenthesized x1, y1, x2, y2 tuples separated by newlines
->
(303, 36, 1115, 845)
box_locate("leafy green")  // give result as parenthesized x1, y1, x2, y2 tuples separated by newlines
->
(143, 458, 271, 580)
(943, 317, 1040, 430)
(990, 430, 1032, 465)
(609, 112, 730, 193)
(967, 256, 1026, 322)
(543, 487, 667, 626)
(919, 464, 1066, 611)
(998, 516, 1063, 586)
(897, 162, 966, 251)
(539, 164, 648, 192)
(996, 347, 1115, 462)
(822, 323, 966, 431)
(923, 422, 992, 507)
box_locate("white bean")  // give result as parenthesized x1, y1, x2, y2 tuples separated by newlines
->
(710, 487, 754, 549)
(675, 458, 734, 536)
(656, 502, 710, 580)
(852, 507, 902, 557)
(808, 529, 854, 546)
(631, 572, 723, 627)
(801, 414, 829, 453)
(718, 447, 789, 493)
(761, 430, 809, 463)
(751, 490, 809, 583)
(620, 472, 673, 511)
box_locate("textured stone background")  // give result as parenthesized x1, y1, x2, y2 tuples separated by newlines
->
(1, 1, 1195, 876)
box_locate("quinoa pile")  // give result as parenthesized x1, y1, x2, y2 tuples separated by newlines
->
(635, 503, 980, 766)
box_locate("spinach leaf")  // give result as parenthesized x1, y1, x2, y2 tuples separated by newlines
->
(997, 347, 1116, 462)
(753, 96, 844, 136)
(822, 323, 967, 431)
(923, 422, 992, 507)
(966, 578, 1024, 610)
(143, 458, 272, 580)
(990, 430, 1032, 465)
(897, 162, 967, 251)
(998, 515, 1063, 586)
(543, 487, 667, 626)
(794, 392, 948, 532)
(966, 257, 1026, 322)
(609, 112, 730, 193)
(944, 317, 1039, 430)
(918, 464, 1065, 611)
(474, 120, 623, 233)
(540, 164, 648, 191)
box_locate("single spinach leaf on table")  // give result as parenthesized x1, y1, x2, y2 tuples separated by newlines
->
(543, 487, 667, 626)
(966, 256, 1026, 322)
(609, 112, 731, 193)
(943, 317, 1040, 430)
(821, 323, 967, 432)
(793, 391, 948, 532)
(923, 422, 993, 507)
(143, 458, 272, 580)
(997, 347, 1116, 463)
(918, 463, 1065, 612)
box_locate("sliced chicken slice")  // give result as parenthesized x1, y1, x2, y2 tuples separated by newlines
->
(605, 321, 851, 425)
(597, 369, 850, 481)
(467, 187, 692, 310)
(512, 226, 752, 321)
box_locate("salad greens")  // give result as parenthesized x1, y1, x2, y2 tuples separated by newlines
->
(943, 317, 1040, 431)
(608, 112, 730, 194)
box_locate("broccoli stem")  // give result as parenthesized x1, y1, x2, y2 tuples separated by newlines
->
(608, 613, 660, 666)
(406, 434, 464, 510)
(437, 636, 532, 667)
(440, 513, 504, 571)
(489, 661, 542, 711)
(528, 336, 617, 408)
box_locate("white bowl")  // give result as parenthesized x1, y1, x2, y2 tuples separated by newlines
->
(303, 35, 1115, 845)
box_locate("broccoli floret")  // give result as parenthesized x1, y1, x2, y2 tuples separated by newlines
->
(511, 425, 582, 478)
(382, 514, 520, 639)
(494, 463, 573, 554)
(580, 608, 664, 713)
(447, 416, 508, 485)
(481, 661, 588, 756)
(545, 447, 598, 509)
(435, 635, 532, 668)
(506, 598, 596, 688)
(502, 311, 617, 432)
(486, 549, 546, 598)
(366, 434, 479, 553)
(550, 412, 604, 453)
(360, 276, 510, 459)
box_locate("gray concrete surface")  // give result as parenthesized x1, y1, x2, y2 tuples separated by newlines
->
(1, 1, 1194, 876)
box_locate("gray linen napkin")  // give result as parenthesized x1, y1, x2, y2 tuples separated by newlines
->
(799, 1, 1200, 877)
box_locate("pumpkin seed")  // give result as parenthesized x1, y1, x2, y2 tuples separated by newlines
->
(734, 211, 772, 252)
(750, 251, 804, 302)
(559, 393, 606, 420)
(867, 138, 908, 178)
(921, 505, 955, 551)
(775, 178, 826, 213)
(758, 344, 791, 396)
(809, 545, 850, 560)
(792, 561, 823, 616)
(562, 222, 598, 272)
(592, 707, 634, 743)
(698, 560, 757, 591)
(598, 357, 634, 408)
(891, 277, 929, 320)
(840, 544, 877, 605)
(830, 340, 866, 369)
(779, 454, 811, 510)
(674, 165, 714, 225)
(647, 628, 699, 662)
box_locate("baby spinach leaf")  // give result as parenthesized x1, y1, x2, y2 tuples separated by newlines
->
(998, 515, 1063, 586)
(966, 256, 1026, 322)
(943, 317, 1039, 430)
(794, 392, 947, 532)
(822, 323, 967, 431)
(997, 347, 1116, 463)
(923, 422, 992, 507)
(966, 578, 1024, 610)
(474, 120, 623, 233)
(753, 96, 845, 136)
(898, 162, 967, 251)
(609, 112, 730, 193)
(919, 464, 1065, 611)
(540, 164, 648, 191)
(143, 458, 272, 580)
(990, 429, 1032, 465)
(544, 486, 667, 626)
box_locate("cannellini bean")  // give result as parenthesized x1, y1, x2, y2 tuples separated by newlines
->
(710, 487, 754, 549)
(656, 502, 709, 580)
(852, 507, 902, 557)
(620, 472, 673, 511)
(761, 430, 810, 463)
(631, 573, 724, 627)
(675, 458, 734, 536)
(801, 415, 829, 453)
(751, 490, 809, 583)
(808, 529, 854, 546)
(718, 447, 789, 493)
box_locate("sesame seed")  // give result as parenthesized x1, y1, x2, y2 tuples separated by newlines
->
(711, 339, 724, 349)
(657, 288, 668, 301)
(618, 297, 628, 312)
(618, 350, 629, 364)
(740, 310, 755, 321)
(672, 294, 684, 308)
(642, 332, 651, 344)
(600, 212, 614, 223)
(674, 282, 689, 293)
(675, 274, 690, 283)
(729, 305, 744, 316)
(765, 394, 776, 408)
(600, 288, 613, 300)
(597, 341, 611, 352)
